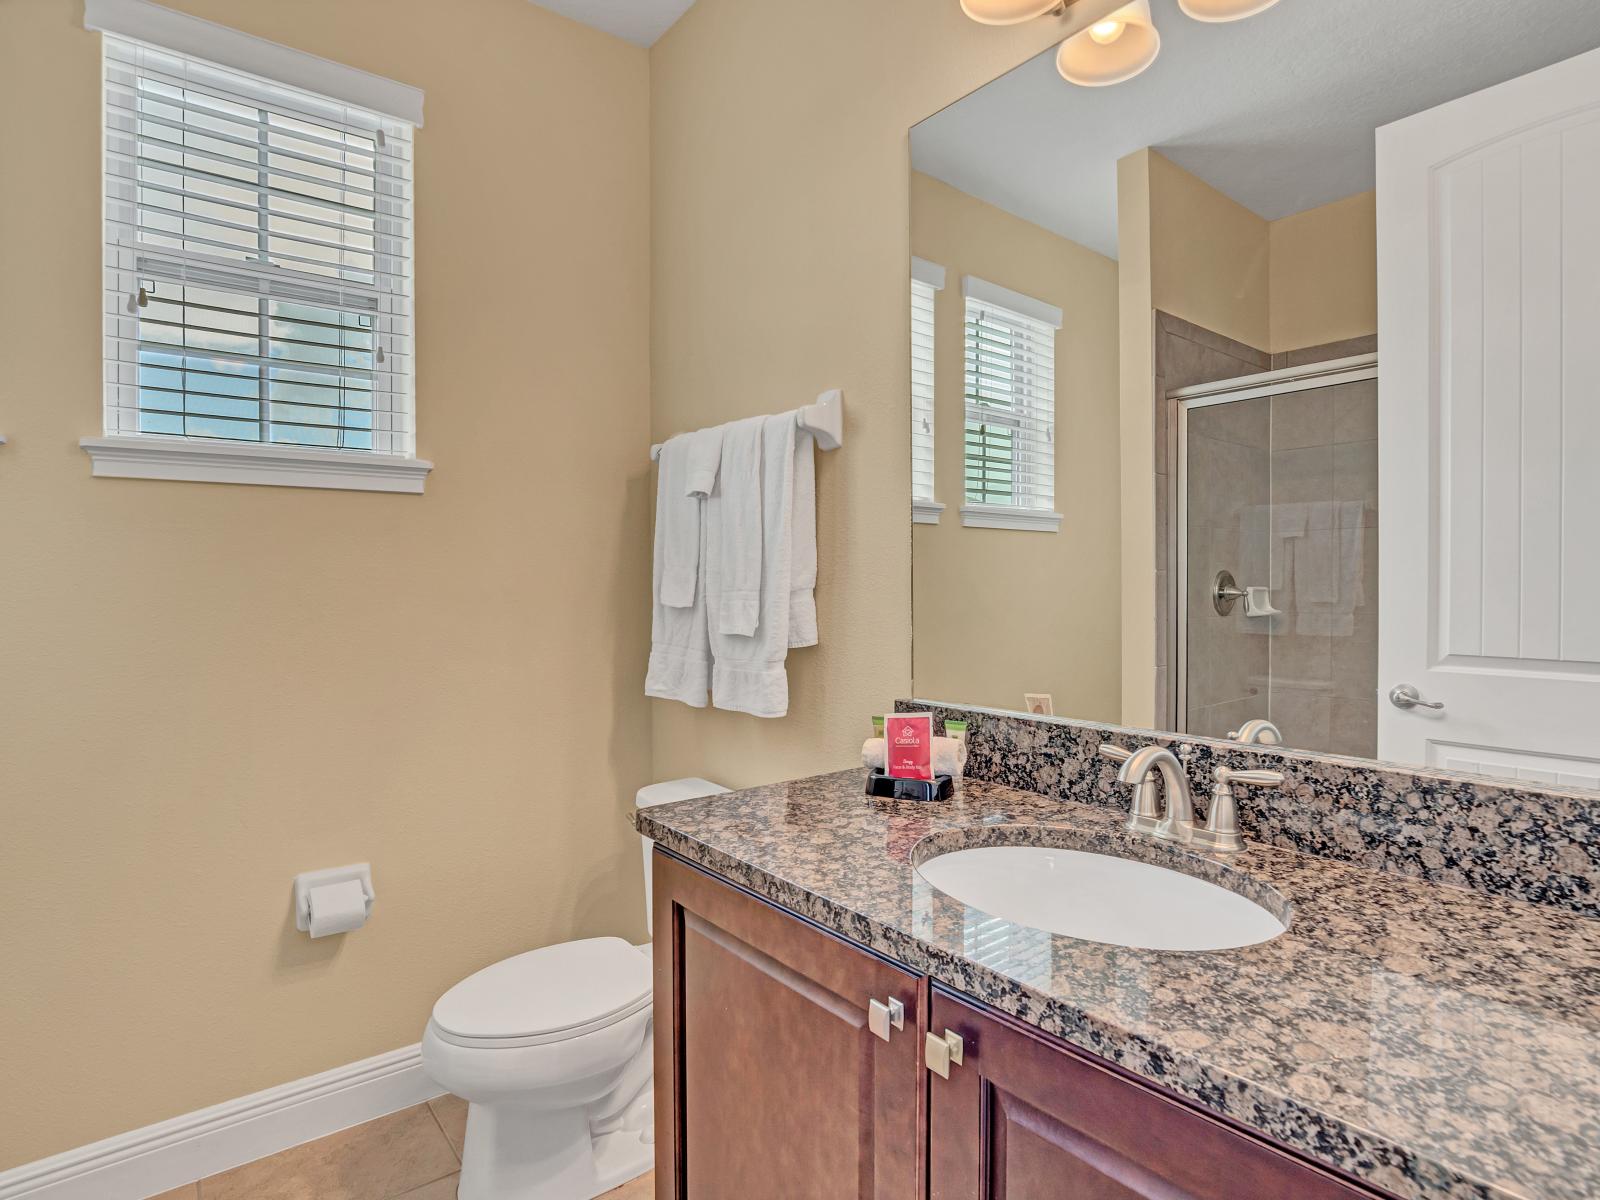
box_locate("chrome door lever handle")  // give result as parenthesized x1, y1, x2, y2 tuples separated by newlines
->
(868, 997, 905, 1042)
(925, 1029, 965, 1078)
(1389, 684, 1444, 711)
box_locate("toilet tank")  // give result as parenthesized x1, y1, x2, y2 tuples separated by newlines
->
(637, 778, 728, 935)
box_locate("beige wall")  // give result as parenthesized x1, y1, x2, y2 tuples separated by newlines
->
(648, 0, 1120, 786)
(0, 0, 650, 1167)
(1269, 190, 1378, 353)
(909, 173, 1120, 721)
(1117, 150, 1160, 727)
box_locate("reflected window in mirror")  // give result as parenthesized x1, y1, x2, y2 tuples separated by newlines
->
(961, 278, 1062, 532)
(911, 257, 946, 524)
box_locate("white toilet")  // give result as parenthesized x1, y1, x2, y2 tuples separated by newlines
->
(422, 778, 728, 1200)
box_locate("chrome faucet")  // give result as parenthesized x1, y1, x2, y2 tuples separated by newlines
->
(1099, 742, 1284, 853)
(1100, 744, 1196, 843)
(1227, 718, 1282, 746)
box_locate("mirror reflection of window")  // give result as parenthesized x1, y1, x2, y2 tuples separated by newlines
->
(911, 257, 946, 525)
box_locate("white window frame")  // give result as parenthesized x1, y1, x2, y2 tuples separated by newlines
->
(82, 0, 430, 493)
(961, 276, 1062, 533)
(910, 256, 946, 525)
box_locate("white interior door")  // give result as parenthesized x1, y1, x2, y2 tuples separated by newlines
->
(1377, 46, 1600, 788)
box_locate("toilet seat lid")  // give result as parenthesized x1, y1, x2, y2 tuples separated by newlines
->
(432, 937, 650, 1043)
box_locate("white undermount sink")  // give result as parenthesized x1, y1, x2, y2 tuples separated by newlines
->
(915, 845, 1286, 952)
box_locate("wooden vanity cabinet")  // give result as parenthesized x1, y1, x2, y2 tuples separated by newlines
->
(652, 851, 925, 1200)
(927, 991, 1388, 1200)
(653, 851, 1393, 1200)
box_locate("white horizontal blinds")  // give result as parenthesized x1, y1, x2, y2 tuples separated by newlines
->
(964, 294, 1056, 509)
(102, 35, 414, 454)
(911, 277, 938, 504)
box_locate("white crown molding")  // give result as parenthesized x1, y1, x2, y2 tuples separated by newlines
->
(84, 0, 424, 126)
(81, 436, 433, 494)
(960, 503, 1062, 532)
(912, 498, 946, 525)
(0, 1045, 438, 1200)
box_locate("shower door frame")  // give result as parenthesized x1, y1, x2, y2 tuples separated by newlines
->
(1170, 352, 1379, 736)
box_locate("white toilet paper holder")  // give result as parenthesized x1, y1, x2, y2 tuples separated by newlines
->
(294, 863, 375, 934)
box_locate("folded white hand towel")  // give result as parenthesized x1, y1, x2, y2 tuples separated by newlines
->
(655, 434, 700, 610)
(789, 430, 818, 649)
(861, 736, 967, 778)
(707, 415, 766, 637)
(646, 434, 710, 706)
(685, 423, 723, 500)
(711, 414, 796, 717)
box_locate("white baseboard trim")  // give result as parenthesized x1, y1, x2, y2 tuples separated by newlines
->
(0, 1045, 442, 1200)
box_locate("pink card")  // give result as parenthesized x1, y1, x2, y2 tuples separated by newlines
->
(885, 712, 935, 781)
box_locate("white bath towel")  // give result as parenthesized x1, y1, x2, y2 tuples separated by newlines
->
(789, 430, 818, 649)
(646, 436, 711, 706)
(655, 434, 700, 610)
(711, 413, 797, 717)
(707, 415, 766, 637)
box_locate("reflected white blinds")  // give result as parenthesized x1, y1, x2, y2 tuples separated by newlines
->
(911, 277, 938, 504)
(963, 291, 1056, 510)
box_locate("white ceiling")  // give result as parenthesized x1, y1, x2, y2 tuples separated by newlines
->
(911, 0, 1600, 259)
(529, 0, 696, 48)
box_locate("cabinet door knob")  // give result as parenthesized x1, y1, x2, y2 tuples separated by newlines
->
(925, 1029, 965, 1078)
(868, 997, 905, 1042)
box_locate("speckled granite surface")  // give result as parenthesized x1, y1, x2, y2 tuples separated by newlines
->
(900, 700, 1600, 917)
(636, 771, 1600, 1200)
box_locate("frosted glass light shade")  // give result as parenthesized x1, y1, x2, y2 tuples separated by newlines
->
(1178, 0, 1282, 20)
(961, 0, 1059, 25)
(1056, 0, 1159, 86)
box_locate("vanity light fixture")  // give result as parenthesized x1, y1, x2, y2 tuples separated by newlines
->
(959, 0, 1064, 24)
(1056, 0, 1160, 86)
(963, 0, 1277, 88)
(1177, 0, 1282, 21)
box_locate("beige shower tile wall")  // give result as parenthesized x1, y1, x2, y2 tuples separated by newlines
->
(1156, 315, 1271, 728)
(0, 0, 650, 1168)
(1265, 372, 1380, 757)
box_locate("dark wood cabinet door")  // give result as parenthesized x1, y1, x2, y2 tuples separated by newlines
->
(928, 989, 1391, 1200)
(653, 851, 925, 1200)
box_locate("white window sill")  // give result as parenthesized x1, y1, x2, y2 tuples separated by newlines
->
(912, 498, 946, 525)
(80, 436, 432, 494)
(960, 503, 1062, 532)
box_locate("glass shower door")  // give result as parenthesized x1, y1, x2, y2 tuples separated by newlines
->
(1180, 374, 1379, 757)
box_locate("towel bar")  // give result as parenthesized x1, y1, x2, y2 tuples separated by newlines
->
(650, 389, 842, 462)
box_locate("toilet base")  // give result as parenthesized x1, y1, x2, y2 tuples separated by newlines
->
(457, 1102, 652, 1200)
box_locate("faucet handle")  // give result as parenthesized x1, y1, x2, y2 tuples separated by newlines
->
(1197, 767, 1282, 853)
(1218, 767, 1284, 788)
(1097, 743, 1132, 765)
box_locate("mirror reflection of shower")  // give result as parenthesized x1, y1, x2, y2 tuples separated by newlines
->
(1175, 352, 1379, 757)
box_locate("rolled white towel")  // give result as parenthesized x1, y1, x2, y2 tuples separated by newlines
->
(862, 736, 966, 778)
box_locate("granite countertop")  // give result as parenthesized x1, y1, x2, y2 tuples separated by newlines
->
(635, 770, 1600, 1200)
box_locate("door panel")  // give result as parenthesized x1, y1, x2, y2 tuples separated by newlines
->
(1377, 45, 1600, 773)
(928, 990, 1388, 1200)
(653, 851, 922, 1200)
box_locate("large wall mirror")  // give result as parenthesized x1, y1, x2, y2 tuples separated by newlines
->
(909, 1, 1600, 789)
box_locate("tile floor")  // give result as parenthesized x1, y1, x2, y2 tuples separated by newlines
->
(149, 1094, 654, 1199)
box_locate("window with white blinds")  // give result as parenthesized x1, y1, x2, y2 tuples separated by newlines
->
(100, 35, 415, 461)
(961, 277, 1063, 533)
(909, 256, 946, 524)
